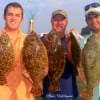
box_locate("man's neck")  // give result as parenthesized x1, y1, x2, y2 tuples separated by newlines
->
(3, 27, 21, 43)
(4, 27, 20, 35)
(93, 30, 100, 36)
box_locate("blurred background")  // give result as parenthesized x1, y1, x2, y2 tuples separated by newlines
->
(0, 0, 99, 47)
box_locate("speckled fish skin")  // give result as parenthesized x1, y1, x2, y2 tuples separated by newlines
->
(82, 34, 100, 89)
(70, 32, 81, 67)
(22, 31, 48, 96)
(43, 32, 65, 92)
(0, 33, 14, 85)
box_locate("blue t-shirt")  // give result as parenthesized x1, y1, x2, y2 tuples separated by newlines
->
(41, 35, 78, 100)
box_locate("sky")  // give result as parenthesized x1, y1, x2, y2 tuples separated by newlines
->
(0, 0, 100, 35)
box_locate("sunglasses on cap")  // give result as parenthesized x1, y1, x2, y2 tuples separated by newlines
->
(85, 3, 100, 11)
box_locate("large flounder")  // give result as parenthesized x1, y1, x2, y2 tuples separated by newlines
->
(82, 34, 100, 99)
(43, 32, 65, 92)
(0, 33, 14, 85)
(22, 31, 48, 96)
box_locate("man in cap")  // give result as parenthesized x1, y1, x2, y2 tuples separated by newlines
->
(41, 9, 82, 100)
(81, 2, 100, 100)
(50, 9, 68, 38)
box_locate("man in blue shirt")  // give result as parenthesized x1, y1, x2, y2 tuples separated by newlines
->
(41, 9, 80, 100)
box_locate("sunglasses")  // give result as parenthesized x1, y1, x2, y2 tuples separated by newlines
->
(85, 3, 100, 11)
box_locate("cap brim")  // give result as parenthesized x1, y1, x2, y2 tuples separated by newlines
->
(86, 11, 100, 16)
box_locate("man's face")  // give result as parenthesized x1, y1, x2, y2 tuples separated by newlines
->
(86, 14, 100, 32)
(4, 6, 23, 30)
(51, 14, 67, 35)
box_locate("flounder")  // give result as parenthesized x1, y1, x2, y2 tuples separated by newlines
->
(43, 32, 65, 92)
(22, 31, 48, 96)
(67, 32, 81, 67)
(82, 34, 100, 94)
(0, 33, 14, 85)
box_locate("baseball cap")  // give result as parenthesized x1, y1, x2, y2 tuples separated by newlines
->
(52, 9, 67, 18)
(85, 3, 100, 16)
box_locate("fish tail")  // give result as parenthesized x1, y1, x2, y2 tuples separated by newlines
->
(49, 80, 60, 92)
(31, 83, 43, 96)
